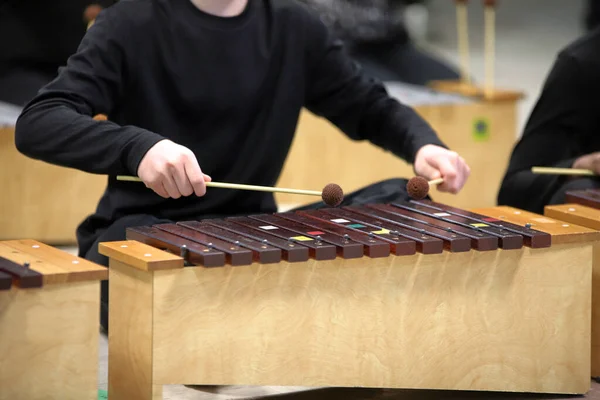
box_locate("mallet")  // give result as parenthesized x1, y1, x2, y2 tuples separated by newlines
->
(406, 176, 444, 200)
(116, 175, 345, 207)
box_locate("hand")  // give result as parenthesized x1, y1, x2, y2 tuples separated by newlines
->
(137, 139, 212, 199)
(572, 152, 600, 174)
(413, 144, 470, 194)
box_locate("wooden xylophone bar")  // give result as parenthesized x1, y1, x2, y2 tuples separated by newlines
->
(0, 255, 43, 289)
(0, 239, 107, 400)
(125, 200, 552, 267)
(101, 202, 592, 399)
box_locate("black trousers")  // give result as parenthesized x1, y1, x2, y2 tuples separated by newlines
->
(83, 178, 420, 332)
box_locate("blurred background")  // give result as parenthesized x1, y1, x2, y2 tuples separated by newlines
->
(0, 0, 597, 245)
(415, 0, 590, 133)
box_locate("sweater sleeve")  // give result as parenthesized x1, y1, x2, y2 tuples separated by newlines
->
(497, 53, 593, 213)
(300, 7, 446, 164)
(14, 5, 165, 176)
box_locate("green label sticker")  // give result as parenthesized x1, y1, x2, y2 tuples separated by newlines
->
(472, 118, 490, 142)
(98, 390, 108, 400)
(347, 223, 366, 228)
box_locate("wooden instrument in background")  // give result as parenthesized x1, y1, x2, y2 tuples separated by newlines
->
(0, 240, 107, 400)
(539, 188, 600, 377)
(99, 201, 593, 399)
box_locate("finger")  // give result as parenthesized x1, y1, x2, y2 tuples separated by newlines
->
(414, 162, 441, 181)
(162, 175, 181, 199)
(203, 174, 212, 182)
(432, 157, 459, 193)
(183, 155, 207, 196)
(150, 182, 169, 199)
(171, 164, 194, 197)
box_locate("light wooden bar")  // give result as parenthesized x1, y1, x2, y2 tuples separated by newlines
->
(472, 205, 600, 378)
(0, 239, 107, 400)
(99, 206, 592, 399)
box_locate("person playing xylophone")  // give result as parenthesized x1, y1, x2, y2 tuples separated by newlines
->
(14, 0, 470, 332)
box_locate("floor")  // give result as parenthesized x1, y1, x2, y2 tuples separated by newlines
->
(63, 0, 595, 398)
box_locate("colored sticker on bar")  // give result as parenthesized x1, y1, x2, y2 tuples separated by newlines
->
(331, 218, 350, 223)
(260, 225, 279, 230)
(434, 212, 451, 217)
(371, 229, 390, 235)
(470, 223, 488, 228)
(347, 223, 366, 228)
(291, 236, 313, 241)
(482, 217, 501, 222)
(307, 231, 325, 235)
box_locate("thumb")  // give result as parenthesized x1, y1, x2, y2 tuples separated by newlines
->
(203, 174, 212, 182)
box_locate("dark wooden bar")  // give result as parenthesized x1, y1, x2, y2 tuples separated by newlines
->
(248, 214, 364, 259)
(227, 216, 337, 260)
(203, 219, 310, 263)
(348, 205, 472, 252)
(392, 201, 523, 249)
(126, 226, 226, 267)
(0, 256, 43, 288)
(565, 189, 600, 209)
(365, 204, 498, 251)
(155, 224, 254, 266)
(413, 200, 551, 248)
(0, 270, 12, 290)
(299, 209, 430, 255)
(179, 221, 282, 264)
(276, 212, 391, 258)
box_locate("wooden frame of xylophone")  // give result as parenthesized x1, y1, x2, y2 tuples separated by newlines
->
(0, 239, 107, 400)
(530, 188, 600, 378)
(99, 200, 595, 399)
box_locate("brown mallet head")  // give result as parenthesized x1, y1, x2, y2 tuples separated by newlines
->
(83, 4, 103, 23)
(407, 176, 430, 200)
(322, 183, 344, 207)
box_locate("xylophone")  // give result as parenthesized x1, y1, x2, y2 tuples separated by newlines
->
(0, 239, 107, 400)
(472, 202, 600, 380)
(100, 201, 594, 399)
(540, 188, 600, 377)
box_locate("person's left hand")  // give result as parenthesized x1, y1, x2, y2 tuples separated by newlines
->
(413, 144, 471, 194)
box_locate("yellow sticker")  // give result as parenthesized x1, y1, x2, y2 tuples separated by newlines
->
(291, 236, 313, 241)
(371, 229, 390, 235)
(470, 223, 488, 228)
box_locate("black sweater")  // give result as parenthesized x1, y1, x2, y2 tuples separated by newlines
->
(497, 27, 600, 213)
(15, 0, 445, 250)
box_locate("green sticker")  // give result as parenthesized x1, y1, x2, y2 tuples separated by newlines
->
(472, 118, 490, 142)
(98, 390, 108, 400)
(347, 223, 366, 228)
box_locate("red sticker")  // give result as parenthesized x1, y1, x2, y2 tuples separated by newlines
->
(307, 231, 325, 235)
(482, 217, 501, 222)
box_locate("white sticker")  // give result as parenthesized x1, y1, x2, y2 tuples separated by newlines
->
(331, 218, 350, 223)
(259, 225, 279, 230)
(434, 212, 451, 217)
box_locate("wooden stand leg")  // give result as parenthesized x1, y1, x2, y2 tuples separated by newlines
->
(107, 260, 162, 400)
(593, 243, 600, 378)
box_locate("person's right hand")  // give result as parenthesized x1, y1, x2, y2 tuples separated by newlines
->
(137, 139, 211, 199)
(572, 152, 600, 174)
